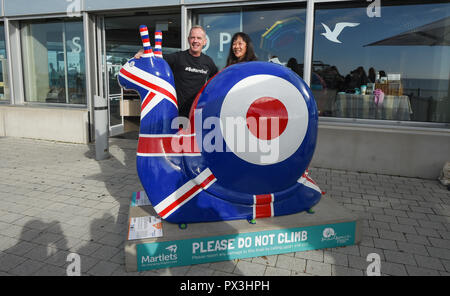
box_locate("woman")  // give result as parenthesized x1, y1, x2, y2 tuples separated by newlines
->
(226, 32, 257, 67)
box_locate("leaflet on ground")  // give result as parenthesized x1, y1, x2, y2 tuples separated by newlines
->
(131, 191, 152, 207)
(128, 215, 163, 240)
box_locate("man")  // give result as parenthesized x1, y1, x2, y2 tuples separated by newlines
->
(136, 26, 218, 118)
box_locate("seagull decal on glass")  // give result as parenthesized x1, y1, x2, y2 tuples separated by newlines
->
(321, 22, 360, 43)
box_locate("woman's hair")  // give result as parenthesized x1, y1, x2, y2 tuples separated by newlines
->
(226, 32, 258, 66)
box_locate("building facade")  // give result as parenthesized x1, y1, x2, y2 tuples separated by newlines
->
(0, 0, 449, 179)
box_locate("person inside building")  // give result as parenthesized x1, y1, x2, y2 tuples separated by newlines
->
(344, 66, 369, 92)
(225, 32, 258, 67)
(135, 25, 218, 118)
(287, 57, 301, 76)
(368, 67, 376, 83)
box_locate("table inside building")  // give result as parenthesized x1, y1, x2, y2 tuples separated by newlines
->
(334, 93, 412, 121)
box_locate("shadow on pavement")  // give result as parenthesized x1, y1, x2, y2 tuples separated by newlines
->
(3, 220, 68, 276)
(81, 138, 243, 276)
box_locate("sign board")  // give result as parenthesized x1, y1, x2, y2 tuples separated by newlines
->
(136, 221, 356, 271)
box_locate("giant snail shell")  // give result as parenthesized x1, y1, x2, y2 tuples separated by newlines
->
(118, 26, 322, 224)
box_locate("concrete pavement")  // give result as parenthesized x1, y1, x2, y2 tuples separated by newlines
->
(0, 136, 449, 276)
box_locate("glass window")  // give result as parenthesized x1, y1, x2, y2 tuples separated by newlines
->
(313, 1, 450, 124)
(21, 18, 85, 104)
(243, 7, 306, 70)
(105, 14, 181, 96)
(195, 4, 306, 71)
(0, 23, 11, 102)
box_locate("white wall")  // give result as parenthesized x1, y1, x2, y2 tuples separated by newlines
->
(0, 106, 89, 143)
(312, 122, 450, 179)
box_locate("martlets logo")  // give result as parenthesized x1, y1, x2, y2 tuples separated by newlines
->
(141, 244, 178, 265)
(166, 244, 177, 253)
(321, 227, 351, 244)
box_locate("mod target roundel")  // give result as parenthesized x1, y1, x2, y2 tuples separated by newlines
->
(219, 74, 309, 165)
(193, 61, 318, 194)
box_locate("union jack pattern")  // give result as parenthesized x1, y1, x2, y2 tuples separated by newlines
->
(253, 194, 274, 219)
(154, 168, 217, 219)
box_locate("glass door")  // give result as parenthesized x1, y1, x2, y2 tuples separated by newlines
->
(103, 12, 181, 137)
(94, 16, 123, 136)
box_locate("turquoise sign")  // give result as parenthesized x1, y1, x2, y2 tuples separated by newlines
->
(136, 222, 356, 271)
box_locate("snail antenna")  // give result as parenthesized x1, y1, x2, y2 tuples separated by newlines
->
(139, 25, 154, 58)
(154, 31, 163, 58)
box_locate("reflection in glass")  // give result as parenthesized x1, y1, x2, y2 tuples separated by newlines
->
(21, 19, 85, 104)
(313, 2, 450, 123)
(0, 24, 10, 102)
(243, 8, 306, 68)
(65, 21, 86, 104)
(105, 14, 181, 126)
(196, 5, 306, 71)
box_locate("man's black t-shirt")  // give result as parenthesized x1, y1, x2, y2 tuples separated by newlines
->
(164, 50, 218, 118)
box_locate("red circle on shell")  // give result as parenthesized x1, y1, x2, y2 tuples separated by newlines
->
(246, 97, 289, 140)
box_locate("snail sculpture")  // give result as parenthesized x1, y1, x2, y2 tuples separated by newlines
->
(118, 26, 322, 224)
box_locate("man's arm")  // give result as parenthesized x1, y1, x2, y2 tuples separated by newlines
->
(134, 49, 144, 59)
